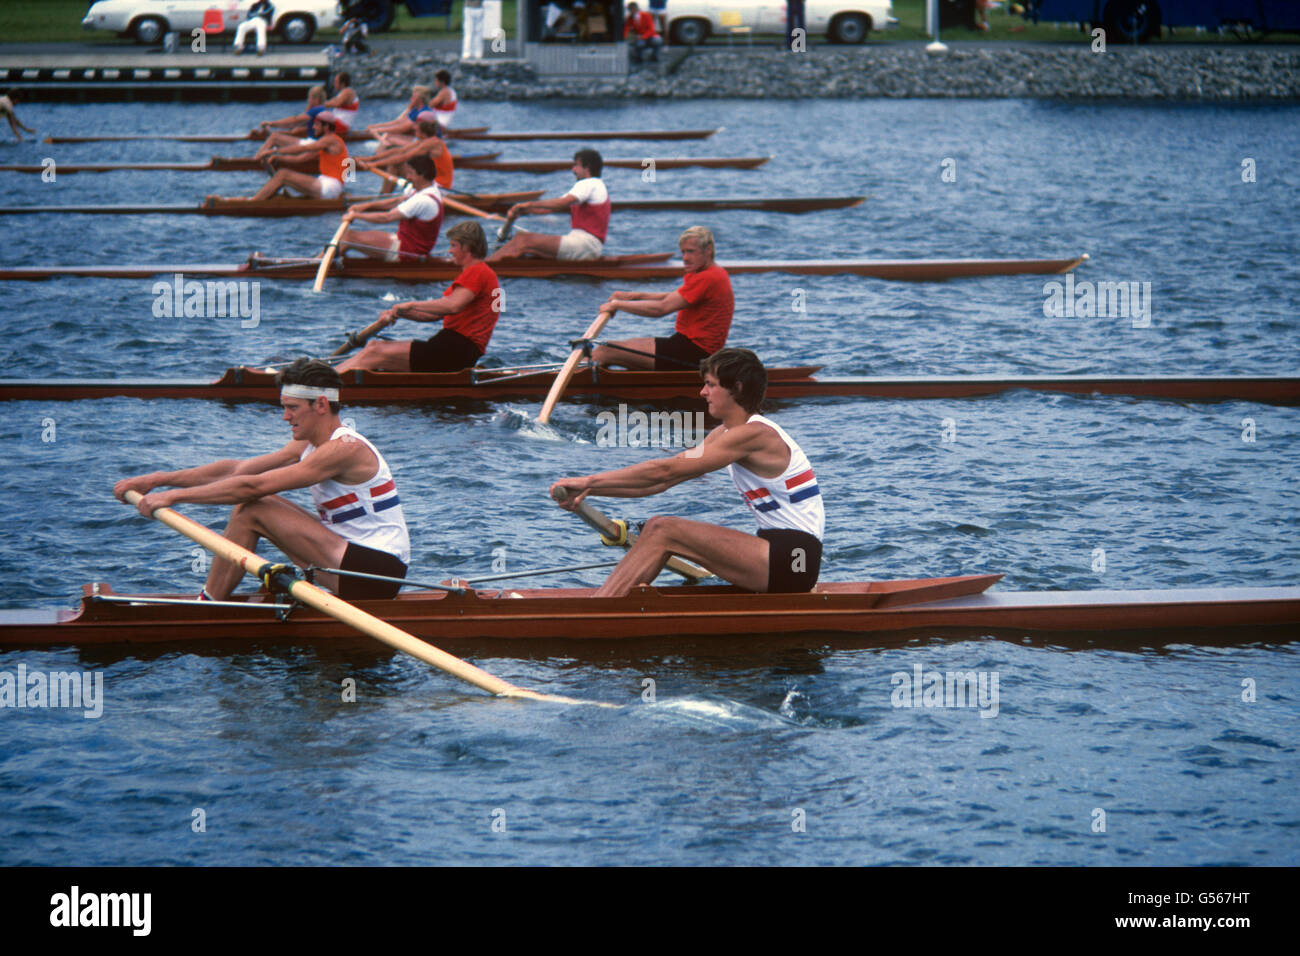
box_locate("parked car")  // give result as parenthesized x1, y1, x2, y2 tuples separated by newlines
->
(663, 0, 896, 45)
(81, 0, 345, 46)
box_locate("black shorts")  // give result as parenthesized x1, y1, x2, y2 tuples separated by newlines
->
(653, 332, 710, 371)
(759, 529, 822, 593)
(409, 328, 483, 373)
(337, 541, 407, 600)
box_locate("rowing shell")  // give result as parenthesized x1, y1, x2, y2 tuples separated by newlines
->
(40, 127, 718, 144)
(0, 155, 763, 175)
(0, 195, 863, 218)
(0, 254, 1088, 283)
(42, 127, 492, 144)
(3, 369, 1295, 406)
(3, 578, 1298, 646)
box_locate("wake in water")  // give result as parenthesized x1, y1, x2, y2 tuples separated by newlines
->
(493, 404, 586, 444)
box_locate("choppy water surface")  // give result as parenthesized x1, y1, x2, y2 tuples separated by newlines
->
(0, 99, 1297, 866)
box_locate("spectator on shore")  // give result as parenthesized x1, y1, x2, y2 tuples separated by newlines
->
(340, 16, 370, 54)
(647, 0, 667, 36)
(233, 0, 275, 55)
(463, 0, 486, 60)
(624, 3, 663, 64)
(786, 0, 806, 48)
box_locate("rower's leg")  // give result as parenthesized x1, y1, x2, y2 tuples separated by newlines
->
(488, 232, 564, 261)
(204, 495, 349, 599)
(336, 340, 413, 373)
(252, 169, 320, 201)
(592, 337, 657, 370)
(340, 228, 398, 259)
(250, 170, 290, 201)
(597, 516, 770, 597)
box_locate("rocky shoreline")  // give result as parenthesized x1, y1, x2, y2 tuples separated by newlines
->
(347, 45, 1300, 101)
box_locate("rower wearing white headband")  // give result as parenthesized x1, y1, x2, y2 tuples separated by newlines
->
(114, 358, 410, 603)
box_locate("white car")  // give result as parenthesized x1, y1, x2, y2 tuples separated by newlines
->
(662, 0, 896, 45)
(82, 1, 345, 46)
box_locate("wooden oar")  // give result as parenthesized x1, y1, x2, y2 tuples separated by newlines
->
(537, 310, 612, 425)
(118, 490, 607, 706)
(359, 160, 523, 229)
(551, 487, 711, 582)
(329, 315, 389, 358)
(313, 218, 349, 293)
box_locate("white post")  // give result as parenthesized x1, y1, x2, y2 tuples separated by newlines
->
(926, 0, 948, 52)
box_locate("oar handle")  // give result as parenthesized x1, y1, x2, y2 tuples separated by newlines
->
(550, 487, 712, 582)
(117, 490, 606, 706)
(329, 315, 389, 357)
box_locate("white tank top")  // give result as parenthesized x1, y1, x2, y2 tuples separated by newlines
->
(301, 426, 410, 564)
(433, 88, 456, 126)
(727, 414, 824, 540)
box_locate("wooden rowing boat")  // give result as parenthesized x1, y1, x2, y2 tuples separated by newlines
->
(0, 254, 1088, 283)
(3, 577, 1297, 646)
(0, 153, 502, 175)
(448, 129, 720, 141)
(0, 191, 543, 219)
(40, 127, 720, 144)
(42, 127, 492, 144)
(0, 155, 763, 175)
(0, 195, 863, 218)
(3, 369, 1295, 405)
(457, 156, 770, 173)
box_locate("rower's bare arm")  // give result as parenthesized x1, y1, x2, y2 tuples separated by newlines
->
(346, 204, 406, 223)
(113, 443, 294, 501)
(604, 291, 688, 318)
(139, 441, 355, 511)
(398, 286, 476, 321)
(551, 428, 754, 503)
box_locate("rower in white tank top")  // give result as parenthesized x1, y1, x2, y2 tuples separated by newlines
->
(727, 414, 824, 540)
(301, 426, 411, 564)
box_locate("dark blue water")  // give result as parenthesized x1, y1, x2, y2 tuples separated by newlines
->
(0, 99, 1297, 866)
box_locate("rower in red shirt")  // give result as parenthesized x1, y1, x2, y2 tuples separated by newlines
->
(593, 226, 733, 370)
(336, 221, 501, 374)
(623, 2, 663, 64)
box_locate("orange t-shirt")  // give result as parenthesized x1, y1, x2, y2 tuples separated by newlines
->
(318, 136, 348, 182)
(675, 265, 733, 354)
(442, 260, 500, 352)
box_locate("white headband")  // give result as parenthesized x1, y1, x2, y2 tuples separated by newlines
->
(281, 384, 339, 402)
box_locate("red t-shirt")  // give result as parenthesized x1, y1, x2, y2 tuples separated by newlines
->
(624, 11, 659, 40)
(442, 260, 500, 352)
(675, 265, 733, 354)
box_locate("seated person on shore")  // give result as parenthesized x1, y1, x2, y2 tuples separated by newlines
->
(364, 113, 454, 191)
(233, 0, 275, 55)
(244, 111, 349, 201)
(624, 3, 663, 64)
(489, 148, 609, 262)
(113, 358, 410, 601)
(593, 226, 732, 370)
(550, 348, 824, 597)
(338, 156, 443, 262)
(337, 222, 501, 374)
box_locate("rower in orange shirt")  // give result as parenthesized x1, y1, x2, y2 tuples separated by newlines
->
(363, 112, 453, 191)
(593, 226, 733, 370)
(244, 111, 350, 202)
